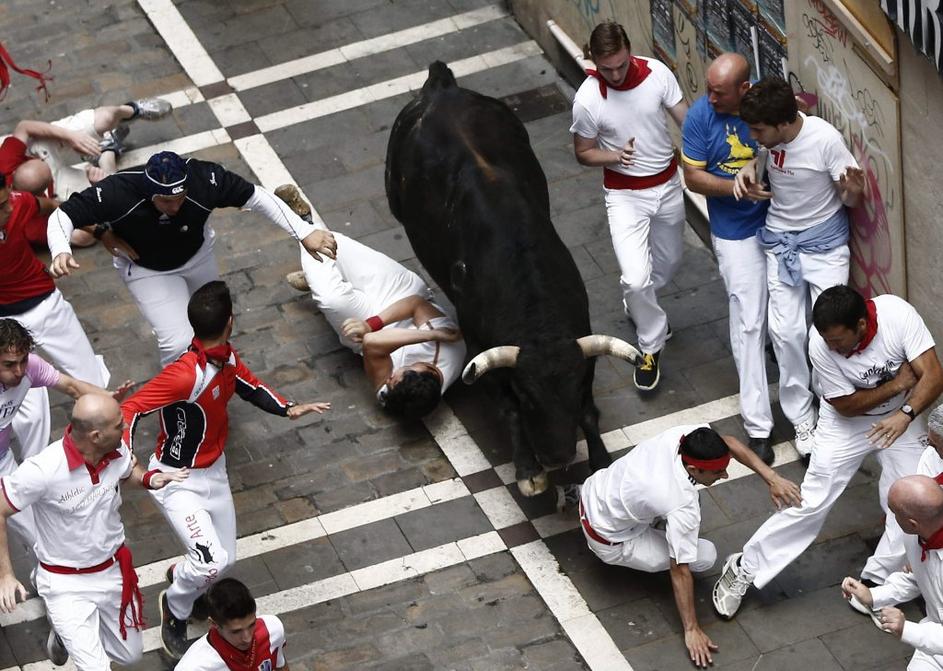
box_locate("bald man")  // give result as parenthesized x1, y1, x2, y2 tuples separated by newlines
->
(842, 475, 943, 669)
(0, 394, 186, 669)
(681, 54, 777, 465)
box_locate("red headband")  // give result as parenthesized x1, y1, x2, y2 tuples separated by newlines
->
(679, 434, 731, 471)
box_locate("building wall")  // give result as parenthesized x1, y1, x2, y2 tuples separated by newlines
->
(897, 37, 943, 342)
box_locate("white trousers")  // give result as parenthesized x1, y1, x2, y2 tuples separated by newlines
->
(10, 288, 109, 460)
(37, 563, 143, 670)
(0, 449, 37, 550)
(766, 244, 849, 426)
(605, 174, 685, 354)
(119, 228, 219, 366)
(584, 525, 717, 573)
(713, 235, 773, 438)
(300, 232, 430, 353)
(29, 108, 99, 200)
(148, 454, 235, 619)
(740, 405, 924, 588)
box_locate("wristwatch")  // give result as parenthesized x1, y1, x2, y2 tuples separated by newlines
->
(92, 222, 111, 240)
(900, 404, 916, 420)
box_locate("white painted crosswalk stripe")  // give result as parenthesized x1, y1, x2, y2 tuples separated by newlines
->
(229, 5, 509, 92)
(254, 41, 543, 133)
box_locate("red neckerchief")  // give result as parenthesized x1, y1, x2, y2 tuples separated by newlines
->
(189, 337, 232, 370)
(208, 617, 277, 671)
(917, 472, 943, 561)
(0, 42, 52, 102)
(585, 56, 651, 99)
(846, 299, 878, 357)
(115, 545, 145, 639)
(62, 425, 121, 484)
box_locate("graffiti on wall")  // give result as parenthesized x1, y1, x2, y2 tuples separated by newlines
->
(790, 0, 903, 297)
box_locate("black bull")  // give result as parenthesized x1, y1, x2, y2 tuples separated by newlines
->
(385, 62, 640, 496)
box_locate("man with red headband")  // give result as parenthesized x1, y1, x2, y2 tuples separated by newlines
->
(120, 281, 330, 659)
(578, 424, 800, 668)
(46, 151, 337, 366)
(570, 21, 688, 391)
(714, 285, 943, 619)
(0, 394, 186, 669)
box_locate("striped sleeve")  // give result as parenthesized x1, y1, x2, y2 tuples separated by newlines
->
(233, 351, 290, 416)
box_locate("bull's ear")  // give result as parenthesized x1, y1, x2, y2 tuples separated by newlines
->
(462, 345, 520, 383)
(576, 335, 642, 365)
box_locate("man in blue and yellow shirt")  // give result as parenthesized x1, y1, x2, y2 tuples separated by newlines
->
(682, 53, 774, 465)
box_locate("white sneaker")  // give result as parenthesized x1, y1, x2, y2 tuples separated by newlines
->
(848, 595, 884, 629)
(712, 552, 754, 619)
(793, 416, 816, 456)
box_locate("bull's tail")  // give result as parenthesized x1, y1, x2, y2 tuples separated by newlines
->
(423, 61, 457, 94)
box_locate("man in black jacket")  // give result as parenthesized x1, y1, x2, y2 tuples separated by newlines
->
(46, 151, 336, 365)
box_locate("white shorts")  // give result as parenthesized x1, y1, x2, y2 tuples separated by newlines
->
(28, 109, 99, 200)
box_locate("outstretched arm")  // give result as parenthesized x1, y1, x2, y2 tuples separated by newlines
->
(241, 186, 336, 262)
(724, 435, 801, 509)
(669, 560, 717, 668)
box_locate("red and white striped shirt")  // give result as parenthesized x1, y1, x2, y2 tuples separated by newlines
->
(122, 347, 289, 469)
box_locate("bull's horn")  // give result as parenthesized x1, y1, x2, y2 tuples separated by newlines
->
(577, 335, 642, 365)
(462, 346, 520, 384)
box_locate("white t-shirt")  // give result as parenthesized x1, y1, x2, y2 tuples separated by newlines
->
(917, 445, 943, 478)
(810, 295, 935, 416)
(176, 615, 286, 671)
(389, 314, 465, 392)
(764, 114, 858, 232)
(0, 353, 61, 458)
(0, 436, 132, 566)
(570, 57, 683, 176)
(580, 423, 706, 563)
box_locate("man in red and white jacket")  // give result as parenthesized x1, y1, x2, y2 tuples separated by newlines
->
(175, 577, 289, 671)
(0, 394, 186, 669)
(121, 280, 329, 659)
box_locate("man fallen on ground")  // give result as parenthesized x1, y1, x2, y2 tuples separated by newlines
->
(276, 184, 465, 419)
(576, 424, 801, 667)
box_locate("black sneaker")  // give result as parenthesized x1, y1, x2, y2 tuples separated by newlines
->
(46, 627, 69, 666)
(634, 350, 661, 391)
(159, 589, 190, 659)
(748, 437, 774, 466)
(190, 594, 209, 621)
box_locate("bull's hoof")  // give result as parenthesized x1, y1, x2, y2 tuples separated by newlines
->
(517, 470, 549, 497)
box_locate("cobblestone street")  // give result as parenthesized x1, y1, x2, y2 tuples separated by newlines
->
(0, 1, 918, 669)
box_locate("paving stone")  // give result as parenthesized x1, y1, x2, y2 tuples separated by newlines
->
(330, 518, 413, 571)
(737, 586, 864, 652)
(821, 619, 915, 669)
(624, 619, 758, 670)
(263, 537, 346, 590)
(597, 597, 676, 651)
(395, 497, 492, 551)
